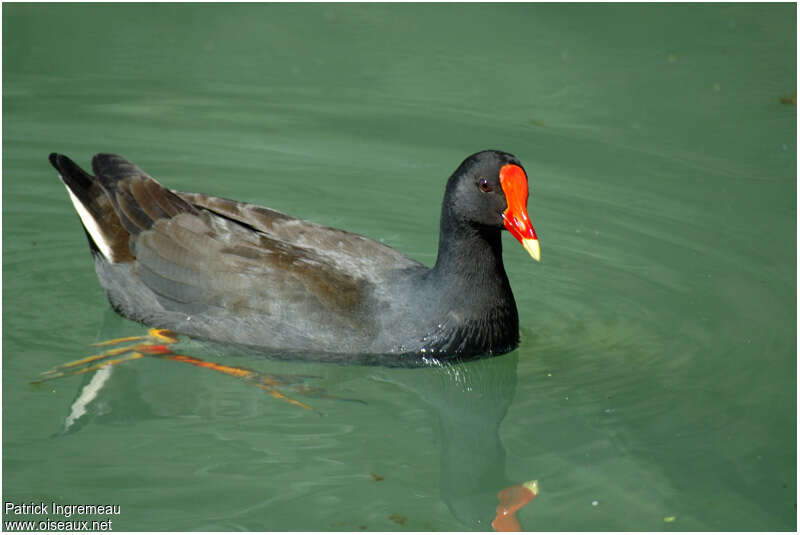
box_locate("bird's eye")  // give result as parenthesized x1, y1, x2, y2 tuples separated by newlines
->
(478, 178, 493, 193)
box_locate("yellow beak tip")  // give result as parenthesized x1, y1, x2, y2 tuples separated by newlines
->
(522, 238, 541, 262)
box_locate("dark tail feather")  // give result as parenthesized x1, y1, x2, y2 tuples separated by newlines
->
(49, 153, 134, 263)
(50, 153, 95, 192)
(89, 153, 198, 237)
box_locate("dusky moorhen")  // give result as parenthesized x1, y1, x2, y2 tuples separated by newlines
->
(49, 150, 539, 366)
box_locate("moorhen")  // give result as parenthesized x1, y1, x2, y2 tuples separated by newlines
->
(49, 150, 539, 366)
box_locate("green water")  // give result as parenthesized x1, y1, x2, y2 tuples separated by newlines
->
(3, 3, 796, 531)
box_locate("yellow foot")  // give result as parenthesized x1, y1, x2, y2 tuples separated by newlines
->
(34, 328, 362, 412)
(160, 353, 333, 412)
(89, 328, 179, 347)
(35, 328, 176, 382)
(34, 350, 147, 382)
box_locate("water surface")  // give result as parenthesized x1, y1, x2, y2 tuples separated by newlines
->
(3, 3, 796, 531)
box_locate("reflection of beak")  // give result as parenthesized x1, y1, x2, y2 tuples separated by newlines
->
(499, 164, 540, 262)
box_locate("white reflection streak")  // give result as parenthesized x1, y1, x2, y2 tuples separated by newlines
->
(63, 365, 112, 431)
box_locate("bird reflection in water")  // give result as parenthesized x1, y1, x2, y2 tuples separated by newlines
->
(369, 349, 539, 530)
(35, 319, 538, 530)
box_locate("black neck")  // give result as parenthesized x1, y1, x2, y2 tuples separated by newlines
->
(431, 207, 508, 289)
(410, 203, 520, 359)
(427, 202, 517, 326)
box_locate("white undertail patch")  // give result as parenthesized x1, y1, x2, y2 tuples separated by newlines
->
(64, 179, 115, 262)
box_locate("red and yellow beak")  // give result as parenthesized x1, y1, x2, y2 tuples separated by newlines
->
(499, 164, 540, 262)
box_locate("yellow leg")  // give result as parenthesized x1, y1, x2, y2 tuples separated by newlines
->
(41, 344, 142, 373)
(36, 329, 176, 381)
(263, 387, 315, 412)
(91, 335, 150, 347)
(147, 328, 179, 344)
(34, 351, 146, 383)
(160, 353, 319, 412)
(55, 351, 147, 378)
(34, 328, 360, 412)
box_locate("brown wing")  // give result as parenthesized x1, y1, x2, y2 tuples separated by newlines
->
(176, 191, 423, 281)
(91, 154, 378, 329)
